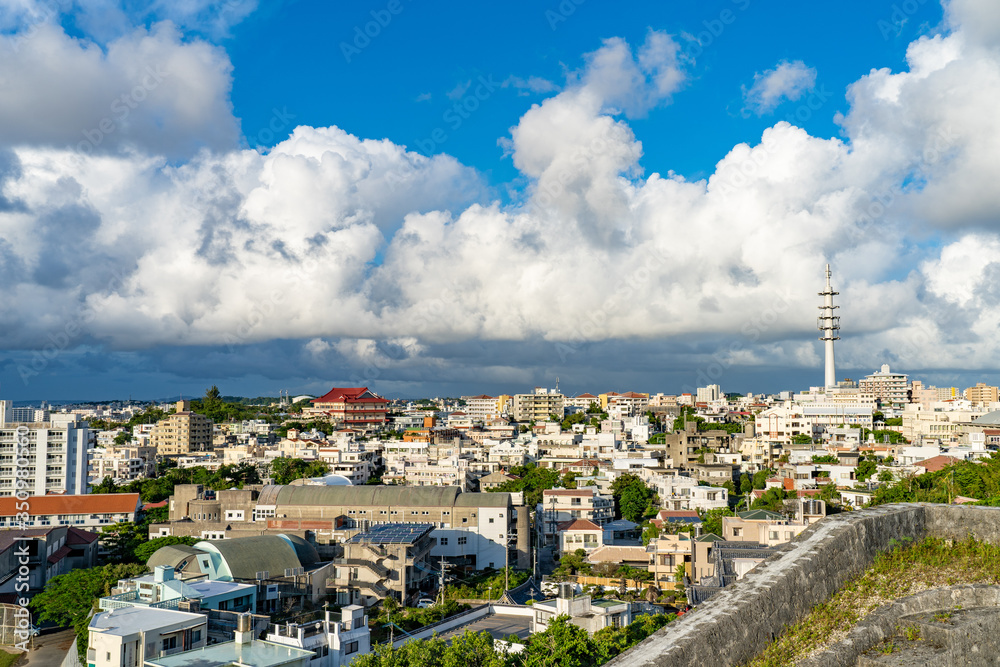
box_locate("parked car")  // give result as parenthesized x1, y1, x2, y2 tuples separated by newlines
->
(416, 598, 435, 608)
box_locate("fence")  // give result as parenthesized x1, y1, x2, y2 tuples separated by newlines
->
(546, 575, 653, 591)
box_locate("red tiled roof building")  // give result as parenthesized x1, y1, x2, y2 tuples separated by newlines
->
(310, 387, 388, 427)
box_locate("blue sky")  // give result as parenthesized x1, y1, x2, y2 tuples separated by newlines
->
(226, 0, 941, 183)
(2, 0, 1000, 403)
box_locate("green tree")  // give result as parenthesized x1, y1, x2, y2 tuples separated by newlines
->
(610, 474, 655, 523)
(698, 507, 735, 536)
(641, 524, 660, 546)
(113, 431, 133, 446)
(792, 434, 813, 445)
(752, 488, 794, 512)
(856, 459, 877, 482)
(442, 631, 504, 667)
(740, 473, 753, 494)
(31, 563, 147, 661)
(92, 476, 118, 495)
(619, 483, 649, 523)
(523, 615, 596, 667)
(554, 549, 590, 577)
(270, 458, 330, 485)
(752, 469, 773, 489)
(101, 520, 149, 563)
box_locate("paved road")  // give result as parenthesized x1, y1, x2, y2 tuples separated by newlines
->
(435, 613, 531, 643)
(21, 627, 76, 667)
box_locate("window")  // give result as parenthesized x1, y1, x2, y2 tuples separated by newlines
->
(462, 518, 468, 523)
(345, 641, 359, 655)
(192, 630, 201, 642)
(458, 536, 467, 545)
(489, 518, 494, 524)
(440, 538, 448, 546)
(769, 531, 779, 540)
(162, 636, 177, 651)
(733, 528, 742, 537)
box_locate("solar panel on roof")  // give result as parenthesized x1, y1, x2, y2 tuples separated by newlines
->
(347, 522, 435, 544)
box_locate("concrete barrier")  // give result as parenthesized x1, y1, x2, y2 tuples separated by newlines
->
(391, 604, 491, 647)
(606, 503, 985, 667)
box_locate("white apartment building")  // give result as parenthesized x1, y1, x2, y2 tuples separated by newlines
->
(89, 444, 157, 484)
(461, 395, 501, 423)
(642, 472, 729, 511)
(606, 392, 649, 418)
(87, 606, 207, 667)
(537, 488, 614, 548)
(754, 406, 819, 446)
(267, 605, 370, 667)
(801, 404, 874, 429)
(696, 385, 722, 403)
(859, 364, 910, 411)
(0, 411, 90, 496)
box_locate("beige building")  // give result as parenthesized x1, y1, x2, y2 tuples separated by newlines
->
(155, 484, 530, 571)
(722, 509, 810, 547)
(151, 401, 213, 457)
(965, 383, 1000, 406)
(330, 523, 437, 607)
(513, 388, 565, 422)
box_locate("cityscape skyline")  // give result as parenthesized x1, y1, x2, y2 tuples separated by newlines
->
(3, 1, 1000, 401)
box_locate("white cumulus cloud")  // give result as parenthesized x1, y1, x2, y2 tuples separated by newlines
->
(742, 60, 818, 115)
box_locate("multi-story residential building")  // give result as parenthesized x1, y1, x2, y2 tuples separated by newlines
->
(648, 533, 696, 588)
(330, 523, 437, 607)
(753, 406, 819, 447)
(100, 565, 257, 614)
(858, 364, 910, 411)
(0, 526, 99, 595)
(606, 392, 650, 418)
(537, 488, 614, 548)
(721, 509, 811, 546)
(642, 474, 729, 512)
(0, 493, 141, 532)
(266, 605, 371, 667)
(964, 383, 1000, 406)
(153, 484, 530, 571)
(0, 412, 90, 496)
(531, 584, 631, 635)
(461, 395, 501, 424)
(900, 403, 987, 443)
(151, 401, 213, 457)
(563, 393, 600, 411)
(661, 422, 734, 470)
(307, 387, 388, 428)
(512, 388, 565, 423)
(696, 385, 722, 403)
(89, 444, 157, 484)
(87, 606, 208, 667)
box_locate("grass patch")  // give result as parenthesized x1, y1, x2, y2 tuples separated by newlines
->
(0, 650, 23, 667)
(746, 536, 1000, 667)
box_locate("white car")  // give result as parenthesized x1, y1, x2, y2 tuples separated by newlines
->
(416, 599, 435, 608)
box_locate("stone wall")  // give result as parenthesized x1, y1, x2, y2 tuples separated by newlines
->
(607, 503, 1000, 667)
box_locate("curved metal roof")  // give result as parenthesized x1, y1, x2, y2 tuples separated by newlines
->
(196, 535, 307, 581)
(146, 545, 207, 572)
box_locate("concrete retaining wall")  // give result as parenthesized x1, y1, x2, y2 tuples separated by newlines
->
(606, 503, 977, 667)
(802, 584, 1000, 667)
